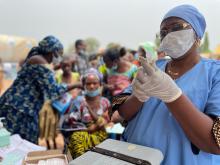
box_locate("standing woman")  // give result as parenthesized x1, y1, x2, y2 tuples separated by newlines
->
(0, 36, 77, 143)
(113, 5, 220, 165)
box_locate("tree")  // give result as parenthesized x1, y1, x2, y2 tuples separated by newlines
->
(85, 37, 100, 54)
(200, 32, 211, 53)
(106, 42, 121, 49)
(66, 43, 75, 55)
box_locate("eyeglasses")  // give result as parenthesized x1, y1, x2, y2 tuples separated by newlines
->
(160, 22, 191, 40)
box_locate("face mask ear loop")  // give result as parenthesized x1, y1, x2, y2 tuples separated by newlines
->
(194, 36, 201, 53)
(194, 37, 201, 54)
(196, 38, 201, 47)
(192, 29, 200, 47)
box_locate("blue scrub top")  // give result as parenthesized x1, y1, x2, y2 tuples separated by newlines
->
(122, 58, 220, 165)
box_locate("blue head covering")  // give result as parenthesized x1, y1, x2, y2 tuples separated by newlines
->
(162, 5, 206, 39)
(38, 35, 63, 54)
(25, 35, 63, 62)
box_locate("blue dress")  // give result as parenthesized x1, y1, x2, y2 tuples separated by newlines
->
(0, 64, 67, 143)
(122, 58, 220, 165)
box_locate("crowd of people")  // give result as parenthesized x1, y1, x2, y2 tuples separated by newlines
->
(0, 4, 220, 165)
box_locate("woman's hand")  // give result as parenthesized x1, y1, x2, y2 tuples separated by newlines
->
(96, 116, 107, 128)
(87, 124, 98, 133)
(87, 117, 107, 133)
(67, 82, 83, 91)
(133, 56, 182, 103)
(111, 111, 124, 123)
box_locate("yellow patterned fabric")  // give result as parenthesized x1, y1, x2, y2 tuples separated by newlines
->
(68, 130, 108, 159)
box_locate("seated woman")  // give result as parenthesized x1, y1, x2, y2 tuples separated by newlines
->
(56, 56, 80, 98)
(66, 68, 110, 159)
(103, 47, 137, 99)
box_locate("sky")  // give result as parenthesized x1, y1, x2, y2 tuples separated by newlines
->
(0, 0, 220, 51)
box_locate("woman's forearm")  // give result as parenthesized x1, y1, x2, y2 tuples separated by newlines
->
(166, 94, 220, 154)
(67, 83, 83, 92)
(118, 94, 143, 121)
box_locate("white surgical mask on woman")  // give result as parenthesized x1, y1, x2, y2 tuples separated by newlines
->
(159, 29, 195, 59)
(52, 52, 62, 65)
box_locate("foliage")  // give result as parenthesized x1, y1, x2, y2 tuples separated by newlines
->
(200, 32, 211, 53)
(85, 37, 100, 54)
(154, 33, 161, 49)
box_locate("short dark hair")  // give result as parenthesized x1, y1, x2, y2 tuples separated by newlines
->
(88, 54, 98, 62)
(75, 39, 84, 48)
(119, 47, 127, 57)
(129, 49, 137, 56)
(104, 47, 126, 61)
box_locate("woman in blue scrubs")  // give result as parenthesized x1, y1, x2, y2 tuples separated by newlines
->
(112, 5, 220, 165)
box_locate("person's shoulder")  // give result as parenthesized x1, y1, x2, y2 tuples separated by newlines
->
(72, 72, 80, 77)
(101, 96, 110, 102)
(99, 64, 107, 75)
(201, 57, 220, 66)
(100, 97, 111, 106)
(200, 58, 220, 72)
(200, 58, 220, 82)
(71, 72, 80, 80)
(27, 55, 48, 65)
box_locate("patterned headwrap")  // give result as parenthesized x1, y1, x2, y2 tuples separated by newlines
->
(81, 68, 103, 86)
(25, 35, 63, 62)
(162, 4, 206, 39)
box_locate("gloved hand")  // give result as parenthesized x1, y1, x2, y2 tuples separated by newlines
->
(133, 56, 182, 103)
(132, 66, 150, 102)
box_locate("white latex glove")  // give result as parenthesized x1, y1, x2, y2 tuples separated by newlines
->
(133, 56, 182, 103)
(132, 66, 150, 102)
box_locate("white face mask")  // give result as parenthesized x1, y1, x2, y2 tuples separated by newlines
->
(52, 53, 62, 65)
(158, 29, 195, 59)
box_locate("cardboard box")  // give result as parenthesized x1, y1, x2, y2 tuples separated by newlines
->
(23, 150, 68, 165)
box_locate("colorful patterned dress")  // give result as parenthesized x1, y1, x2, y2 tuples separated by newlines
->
(107, 64, 137, 96)
(0, 63, 67, 143)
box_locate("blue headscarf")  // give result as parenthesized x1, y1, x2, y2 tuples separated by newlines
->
(25, 35, 63, 62)
(162, 5, 206, 39)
